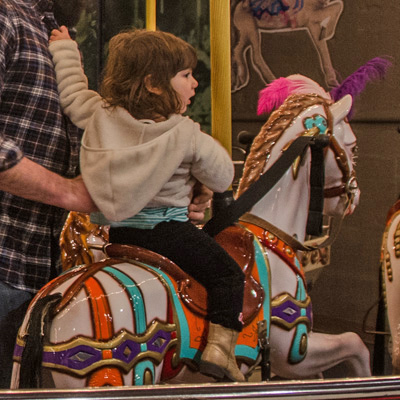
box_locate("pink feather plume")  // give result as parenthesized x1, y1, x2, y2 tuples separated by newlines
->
(257, 77, 297, 116)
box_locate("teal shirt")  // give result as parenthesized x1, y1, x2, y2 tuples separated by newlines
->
(90, 206, 189, 229)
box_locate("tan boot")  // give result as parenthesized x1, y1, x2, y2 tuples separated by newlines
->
(199, 322, 245, 382)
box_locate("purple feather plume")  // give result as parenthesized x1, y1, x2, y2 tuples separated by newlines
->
(330, 57, 393, 119)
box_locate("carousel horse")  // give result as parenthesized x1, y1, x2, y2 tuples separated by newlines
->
(12, 70, 386, 388)
(231, 0, 344, 92)
(59, 211, 109, 272)
(380, 198, 400, 374)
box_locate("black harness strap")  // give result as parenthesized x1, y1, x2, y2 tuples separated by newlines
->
(305, 136, 328, 236)
(203, 135, 329, 237)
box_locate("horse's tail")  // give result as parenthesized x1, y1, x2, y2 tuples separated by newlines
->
(18, 293, 62, 389)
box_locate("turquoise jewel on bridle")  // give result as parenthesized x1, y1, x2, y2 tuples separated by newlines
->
(304, 115, 328, 134)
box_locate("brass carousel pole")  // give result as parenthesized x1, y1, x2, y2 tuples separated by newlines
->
(146, 0, 156, 31)
(209, 0, 233, 211)
(209, 0, 232, 155)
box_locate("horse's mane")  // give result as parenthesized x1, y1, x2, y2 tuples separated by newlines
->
(237, 93, 330, 196)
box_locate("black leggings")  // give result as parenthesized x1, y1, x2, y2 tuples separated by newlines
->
(109, 221, 244, 332)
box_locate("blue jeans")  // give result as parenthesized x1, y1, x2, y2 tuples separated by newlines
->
(0, 281, 33, 388)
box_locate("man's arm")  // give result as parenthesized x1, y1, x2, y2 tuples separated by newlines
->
(0, 157, 97, 213)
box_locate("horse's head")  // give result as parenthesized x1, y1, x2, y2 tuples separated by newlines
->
(322, 94, 359, 217)
(238, 74, 359, 238)
(251, 58, 391, 219)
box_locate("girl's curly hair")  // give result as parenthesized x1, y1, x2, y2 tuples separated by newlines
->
(100, 29, 197, 120)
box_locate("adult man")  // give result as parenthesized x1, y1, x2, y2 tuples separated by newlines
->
(0, 0, 92, 387)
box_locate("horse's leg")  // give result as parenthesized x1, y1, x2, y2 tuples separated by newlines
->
(231, 34, 251, 92)
(390, 321, 400, 374)
(303, 2, 343, 88)
(250, 29, 276, 85)
(271, 331, 371, 379)
(314, 1, 344, 41)
(232, 2, 253, 91)
(231, 2, 276, 91)
(306, 24, 338, 88)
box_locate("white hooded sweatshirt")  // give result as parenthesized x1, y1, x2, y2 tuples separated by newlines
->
(49, 40, 234, 222)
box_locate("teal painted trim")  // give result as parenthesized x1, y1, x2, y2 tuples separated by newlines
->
(296, 275, 307, 302)
(236, 343, 259, 360)
(134, 360, 155, 385)
(253, 238, 271, 326)
(289, 323, 308, 364)
(104, 266, 147, 335)
(140, 264, 196, 360)
(236, 238, 271, 360)
(294, 256, 301, 272)
(288, 274, 309, 364)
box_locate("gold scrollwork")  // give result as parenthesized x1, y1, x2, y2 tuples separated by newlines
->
(395, 220, 400, 258)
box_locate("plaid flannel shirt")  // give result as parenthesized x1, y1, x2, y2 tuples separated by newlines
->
(0, 0, 82, 293)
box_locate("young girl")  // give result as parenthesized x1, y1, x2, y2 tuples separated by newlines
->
(49, 27, 245, 382)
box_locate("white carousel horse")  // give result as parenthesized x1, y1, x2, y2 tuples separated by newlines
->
(11, 75, 371, 389)
(231, 0, 343, 91)
(380, 199, 400, 374)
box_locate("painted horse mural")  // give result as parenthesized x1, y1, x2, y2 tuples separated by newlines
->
(231, 0, 344, 92)
(10, 72, 378, 389)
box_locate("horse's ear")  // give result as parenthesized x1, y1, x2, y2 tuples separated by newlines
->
(329, 94, 352, 125)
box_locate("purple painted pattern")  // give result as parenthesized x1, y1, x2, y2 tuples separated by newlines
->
(272, 299, 312, 326)
(16, 329, 173, 372)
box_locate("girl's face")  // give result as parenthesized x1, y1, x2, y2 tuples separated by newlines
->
(170, 69, 198, 114)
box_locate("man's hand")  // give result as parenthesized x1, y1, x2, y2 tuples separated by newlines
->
(188, 183, 213, 224)
(63, 175, 98, 213)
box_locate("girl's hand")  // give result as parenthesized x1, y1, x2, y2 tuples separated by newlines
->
(49, 26, 72, 43)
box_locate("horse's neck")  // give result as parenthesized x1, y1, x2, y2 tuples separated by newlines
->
(249, 162, 311, 243)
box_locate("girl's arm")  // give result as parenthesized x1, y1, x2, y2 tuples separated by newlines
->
(191, 127, 234, 193)
(49, 27, 102, 130)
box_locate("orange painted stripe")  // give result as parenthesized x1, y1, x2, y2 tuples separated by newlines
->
(88, 367, 123, 387)
(102, 349, 113, 360)
(85, 276, 113, 340)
